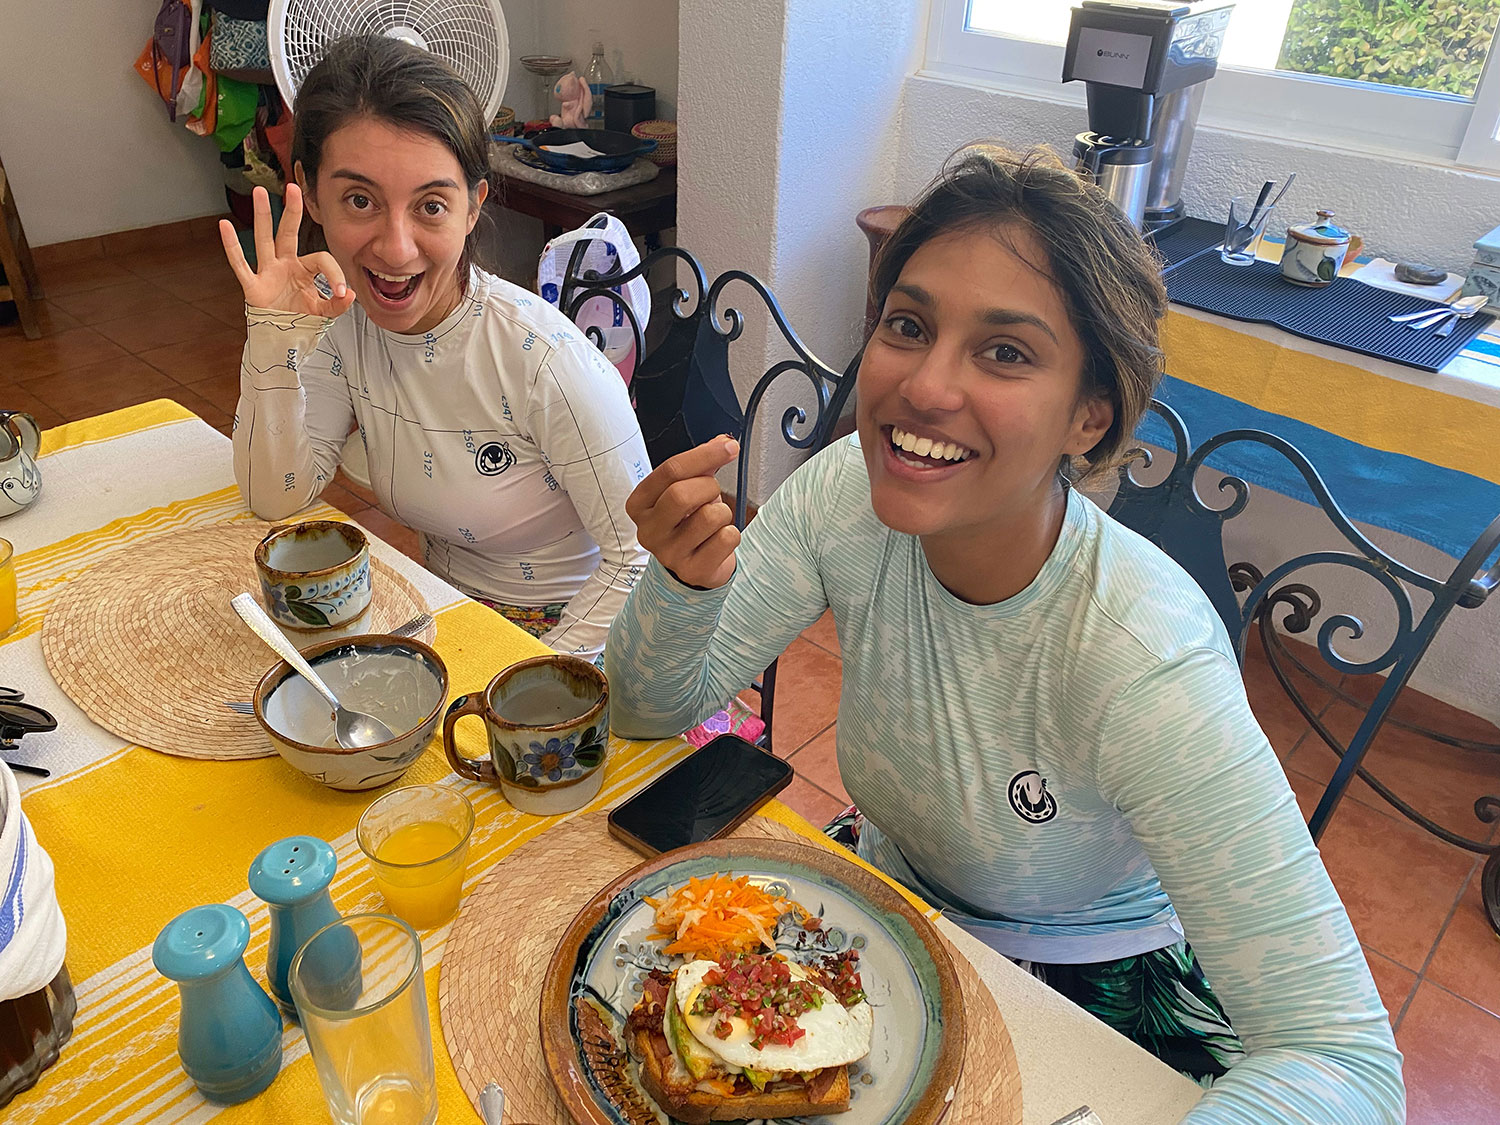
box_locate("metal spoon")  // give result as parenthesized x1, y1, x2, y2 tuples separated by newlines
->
(1434, 300, 1487, 337)
(230, 593, 396, 749)
(479, 1083, 505, 1125)
(1390, 293, 1486, 324)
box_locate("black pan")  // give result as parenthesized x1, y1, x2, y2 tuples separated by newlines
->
(495, 128, 657, 173)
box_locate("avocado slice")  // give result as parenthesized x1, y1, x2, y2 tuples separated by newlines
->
(666, 995, 717, 1081)
(744, 1067, 772, 1092)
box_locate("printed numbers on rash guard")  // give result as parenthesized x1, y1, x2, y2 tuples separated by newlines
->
(283, 472, 296, 491)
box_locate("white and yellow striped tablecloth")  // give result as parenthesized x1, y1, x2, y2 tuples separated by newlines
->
(3, 400, 934, 1125)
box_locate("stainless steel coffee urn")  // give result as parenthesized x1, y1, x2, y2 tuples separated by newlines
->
(1063, 0, 1234, 229)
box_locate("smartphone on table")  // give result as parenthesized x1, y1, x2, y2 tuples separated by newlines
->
(608, 733, 794, 857)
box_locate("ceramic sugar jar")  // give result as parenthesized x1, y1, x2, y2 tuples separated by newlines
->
(0, 412, 41, 518)
(1280, 210, 1363, 288)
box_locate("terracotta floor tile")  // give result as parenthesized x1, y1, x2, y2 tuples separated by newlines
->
(1362, 946, 1419, 1027)
(101, 221, 193, 257)
(1240, 630, 1334, 760)
(800, 608, 840, 656)
(47, 278, 179, 325)
(1287, 701, 1500, 841)
(163, 387, 232, 430)
(0, 385, 65, 430)
(347, 506, 423, 564)
(1285, 767, 1474, 969)
(334, 469, 379, 509)
(117, 237, 222, 278)
(137, 329, 246, 386)
(182, 369, 244, 415)
(190, 214, 236, 241)
(1341, 671, 1500, 747)
(765, 638, 843, 755)
(787, 725, 849, 804)
(0, 327, 128, 384)
(317, 481, 364, 516)
(34, 237, 105, 269)
(190, 292, 249, 328)
(36, 257, 133, 298)
(93, 303, 222, 355)
(1397, 982, 1500, 1125)
(0, 300, 80, 340)
(152, 260, 243, 302)
(18, 356, 178, 422)
(1426, 869, 1500, 1018)
(776, 774, 844, 829)
(736, 687, 762, 719)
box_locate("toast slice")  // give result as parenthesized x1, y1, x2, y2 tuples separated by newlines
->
(630, 1024, 851, 1123)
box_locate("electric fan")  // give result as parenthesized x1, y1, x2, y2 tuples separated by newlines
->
(268, 0, 511, 120)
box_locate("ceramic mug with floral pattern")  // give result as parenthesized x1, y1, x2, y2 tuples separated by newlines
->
(255, 521, 372, 631)
(442, 654, 609, 815)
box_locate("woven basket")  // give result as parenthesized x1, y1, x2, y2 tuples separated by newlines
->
(631, 119, 677, 167)
(490, 106, 518, 139)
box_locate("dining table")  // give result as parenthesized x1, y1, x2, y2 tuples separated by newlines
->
(2, 399, 1205, 1125)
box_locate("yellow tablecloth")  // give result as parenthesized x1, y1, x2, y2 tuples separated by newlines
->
(4, 401, 930, 1125)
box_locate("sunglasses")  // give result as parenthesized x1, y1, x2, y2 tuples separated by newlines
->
(0, 687, 55, 778)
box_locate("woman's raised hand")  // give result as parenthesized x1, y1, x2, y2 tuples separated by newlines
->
(626, 437, 742, 590)
(218, 184, 356, 319)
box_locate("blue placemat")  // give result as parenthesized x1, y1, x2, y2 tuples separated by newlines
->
(1164, 255, 1490, 372)
(1148, 217, 1226, 271)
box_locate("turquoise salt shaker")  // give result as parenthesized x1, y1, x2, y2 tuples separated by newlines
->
(248, 835, 346, 1016)
(151, 904, 283, 1105)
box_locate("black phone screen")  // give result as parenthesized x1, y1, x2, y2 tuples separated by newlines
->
(609, 734, 794, 854)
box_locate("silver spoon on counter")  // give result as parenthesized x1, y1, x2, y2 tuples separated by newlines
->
(1390, 293, 1486, 325)
(230, 593, 396, 749)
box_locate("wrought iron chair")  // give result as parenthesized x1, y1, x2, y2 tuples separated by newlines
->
(556, 234, 857, 753)
(1109, 399, 1500, 934)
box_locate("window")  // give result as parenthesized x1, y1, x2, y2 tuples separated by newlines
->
(927, 0, 1500, 170)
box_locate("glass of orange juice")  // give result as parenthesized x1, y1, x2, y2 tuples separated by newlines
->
(357, 785, 474, 929)
(0, 539, 17, 639)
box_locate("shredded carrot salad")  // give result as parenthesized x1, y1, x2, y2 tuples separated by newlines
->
(643, 874, 808, 958)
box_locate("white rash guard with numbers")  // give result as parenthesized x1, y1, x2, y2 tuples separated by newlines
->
(232, 268, 651, 661)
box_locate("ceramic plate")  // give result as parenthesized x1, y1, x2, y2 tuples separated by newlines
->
(539, 838, 966, 1125)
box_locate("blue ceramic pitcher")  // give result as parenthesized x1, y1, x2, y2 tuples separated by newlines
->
(151, 904, 283, 1105)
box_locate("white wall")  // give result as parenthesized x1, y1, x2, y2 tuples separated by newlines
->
(677, 0, 922, 502)
(0, 0, 226, 245)
(534, 0, 679, 123)
(897, 72, 1500, 274)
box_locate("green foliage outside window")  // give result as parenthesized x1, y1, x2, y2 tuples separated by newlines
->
(1277, 0, 1500, 98)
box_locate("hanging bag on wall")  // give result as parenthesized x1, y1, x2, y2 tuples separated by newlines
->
(207, 8, 271, 77)
(134, 0, 194, 121)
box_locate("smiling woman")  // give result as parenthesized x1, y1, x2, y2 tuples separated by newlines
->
(607, 145, 1405, 1124)
(222, 35, 651, 663)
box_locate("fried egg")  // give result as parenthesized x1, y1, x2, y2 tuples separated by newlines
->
(674, 957, 873, 1073)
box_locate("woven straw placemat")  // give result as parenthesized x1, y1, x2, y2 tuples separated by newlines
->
(441, 811, 1022, 1124)
(41, 521, 433, 760)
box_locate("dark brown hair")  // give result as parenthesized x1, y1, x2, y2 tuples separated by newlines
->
(291, 34, 494, 282)
(871, 144, 1167, 483)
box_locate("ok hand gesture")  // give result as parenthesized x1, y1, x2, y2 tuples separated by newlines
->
(625, 437, 742, 590)
(219, 184, 356, 319)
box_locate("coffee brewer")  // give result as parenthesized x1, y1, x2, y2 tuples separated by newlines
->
(1063, 0, 1233, 229)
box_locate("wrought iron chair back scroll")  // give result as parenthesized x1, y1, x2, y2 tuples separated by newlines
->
(557, 235, 858, 753)
(1110, 399, 1500, 934)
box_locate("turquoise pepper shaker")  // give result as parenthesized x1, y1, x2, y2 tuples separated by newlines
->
(151, 904, 283, 1105)
(248, 835, 348, 1016)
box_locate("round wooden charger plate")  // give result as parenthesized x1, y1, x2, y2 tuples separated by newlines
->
(441, 811, 1022, 1124)
(41, 521, 433, 760)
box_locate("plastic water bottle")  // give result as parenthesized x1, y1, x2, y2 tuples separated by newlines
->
(584, 36, 613, 130)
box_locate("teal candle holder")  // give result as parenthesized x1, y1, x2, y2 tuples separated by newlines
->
(151, 904, 283, 1105)
(248, 835, 353, 1017)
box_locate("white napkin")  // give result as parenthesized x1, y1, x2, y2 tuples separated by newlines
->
(0, 760, 67, 1001)
(1350, 257, 1464, 301)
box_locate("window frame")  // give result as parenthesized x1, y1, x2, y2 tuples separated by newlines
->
(926, 0, 1500, 172)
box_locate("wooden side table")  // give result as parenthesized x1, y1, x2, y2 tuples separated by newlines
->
(489, 159, 677, 250)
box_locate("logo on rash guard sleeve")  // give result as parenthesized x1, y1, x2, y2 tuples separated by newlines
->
(475, 441, 515, 476)
(1008, 770, 1057, 823)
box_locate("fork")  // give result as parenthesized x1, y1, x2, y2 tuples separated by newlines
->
(222, 611, 434, 715)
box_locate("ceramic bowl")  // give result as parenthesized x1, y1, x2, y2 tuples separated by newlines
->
(255, 521, 371, 631)
(253, 635, 448, 791)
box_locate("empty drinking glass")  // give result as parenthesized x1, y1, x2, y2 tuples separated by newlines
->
(1221, 193, 1276, 266)
(289, 914, 437, 1125)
